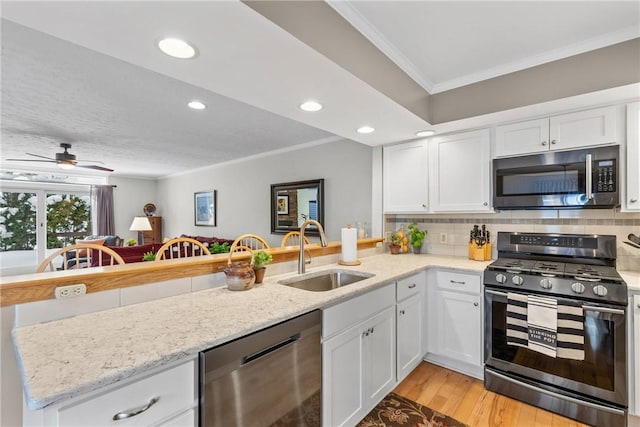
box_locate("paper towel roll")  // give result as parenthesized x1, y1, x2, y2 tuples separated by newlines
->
(341, 227, 358, 263)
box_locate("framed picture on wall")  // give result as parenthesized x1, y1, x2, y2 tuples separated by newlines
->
(277, 195, 289, 215)
(194, 191, 216, 226)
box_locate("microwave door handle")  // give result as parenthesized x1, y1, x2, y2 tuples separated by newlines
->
(585, 153, 593, 200)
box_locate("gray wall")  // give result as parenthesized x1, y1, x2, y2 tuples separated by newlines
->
(156, 139, 373, 247)
(431, 38, 640, 124)
(108, 176, 158, 242)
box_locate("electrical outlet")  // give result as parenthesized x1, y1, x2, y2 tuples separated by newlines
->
(439, 233, 448, 244)
(55, 284, 86, 299)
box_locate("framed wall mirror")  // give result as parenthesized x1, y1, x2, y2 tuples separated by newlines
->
(271, 179, 324, 235)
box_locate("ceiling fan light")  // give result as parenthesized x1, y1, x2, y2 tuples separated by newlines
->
(57, 162, 75, 170)
(158, 38, 197, 59)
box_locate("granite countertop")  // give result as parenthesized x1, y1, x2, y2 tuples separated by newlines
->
(13, 254, 489, 411)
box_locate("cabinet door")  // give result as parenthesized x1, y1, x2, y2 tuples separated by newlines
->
(383, 141, 429, 213)
(626, 102, 640, 211)
(550, 105, 617, 151)
(397, 294, 422, 382)
(433, 290, 481, 367)
(494, 118, 550, 157)
(429, 129, 491, 212)
(322, 323, 365, 427)
(364, 307, 396, 406)
(633, 294, 640, 416)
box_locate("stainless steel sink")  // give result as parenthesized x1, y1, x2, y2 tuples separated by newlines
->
(278, 269, 374, 292)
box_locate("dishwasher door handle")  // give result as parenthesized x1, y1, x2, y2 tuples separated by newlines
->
(242, 333, 301, 365)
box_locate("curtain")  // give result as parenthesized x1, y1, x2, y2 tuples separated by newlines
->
(93, 185, 115, 236)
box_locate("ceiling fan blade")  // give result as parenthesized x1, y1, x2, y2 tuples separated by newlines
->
(77, 164, 114, 172)
(5, 158, 57, 163)
(77, 159, 106, 165)
(25, 153, 56, 161)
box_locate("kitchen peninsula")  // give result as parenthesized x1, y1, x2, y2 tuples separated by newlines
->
(6, 244, 640, 426)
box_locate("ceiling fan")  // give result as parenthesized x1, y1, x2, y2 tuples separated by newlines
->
(6, 143, 114, 172)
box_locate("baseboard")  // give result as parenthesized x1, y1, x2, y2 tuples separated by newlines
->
(423, 353, 484, 380)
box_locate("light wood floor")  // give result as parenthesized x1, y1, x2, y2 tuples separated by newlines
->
(393, 362, 589, 427)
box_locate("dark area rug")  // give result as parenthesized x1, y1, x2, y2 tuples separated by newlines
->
(357, 392, 468, 427)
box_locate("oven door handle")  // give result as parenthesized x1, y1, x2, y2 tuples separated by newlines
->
(487, 369, 626, 416)
(581, 305, 625, 315)
(485, 289, 508, 297)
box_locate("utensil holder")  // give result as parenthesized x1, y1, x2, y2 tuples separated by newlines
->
(468, 243, 492, 261)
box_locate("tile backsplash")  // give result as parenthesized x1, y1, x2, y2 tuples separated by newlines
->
(385, 210, 640, 272)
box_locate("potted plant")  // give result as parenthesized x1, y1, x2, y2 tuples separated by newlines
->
(252, 250, 273, 284)
(126, 238, 137, 247)
(407, 223, 427, 254)
(209, 241, 230, 254)
(142, 251, 156, 261)
(388, 231, 403, 255)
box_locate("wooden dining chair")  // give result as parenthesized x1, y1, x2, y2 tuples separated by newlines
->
(154, 237, 211, 261)
(280, 231, 310, 247)
(37, 243, 126, 272)
(229, 234, 270, 253)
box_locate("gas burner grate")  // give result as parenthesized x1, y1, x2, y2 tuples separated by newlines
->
(564, 265, 623, 282)
(531, 261, 565, 274)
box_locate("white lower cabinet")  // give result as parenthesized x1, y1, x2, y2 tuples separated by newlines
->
(32, 359, 196, 427)
(323, 304, 395, 427)
(396, 272, 426, 382)
(426, 269, 483, 379)
(631, 294, 640, 416)
(396, 294, 422, 381)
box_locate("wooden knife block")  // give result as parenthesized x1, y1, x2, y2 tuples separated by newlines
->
(468, 243, 492, 261)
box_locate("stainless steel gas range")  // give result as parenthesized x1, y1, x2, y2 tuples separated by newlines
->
(484, 232, 628, 427)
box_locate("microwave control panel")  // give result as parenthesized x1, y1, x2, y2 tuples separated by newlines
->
(594, 159, 616, 193)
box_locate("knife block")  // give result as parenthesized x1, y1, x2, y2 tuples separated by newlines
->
(468, 243, 492, 261)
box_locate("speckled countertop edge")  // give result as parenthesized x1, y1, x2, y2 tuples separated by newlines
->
(13, 254, 639, 410)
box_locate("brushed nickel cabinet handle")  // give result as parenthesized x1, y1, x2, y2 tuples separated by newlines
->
(541, 141, 548, 146)
(474, 302, 479, 307)
(408, 284, 416, 289)
(631, 198, 638, 203)
(113, 397, 159, 421)
(551, 139, 557, 145)
(450, 280, 466, 285)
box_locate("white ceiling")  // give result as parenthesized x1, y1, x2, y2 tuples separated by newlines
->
(1, 1, 638, 178)
(330, 1, 640, 93)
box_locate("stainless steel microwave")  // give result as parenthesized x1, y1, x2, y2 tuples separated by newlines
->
(493, 145, 619, 209)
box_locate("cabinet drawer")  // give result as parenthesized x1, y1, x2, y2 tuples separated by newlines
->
(436, 270, 480, 295)
(396, 274, 421, 301)
(323, 283, 394, 339)
(57, 360, 195, 426)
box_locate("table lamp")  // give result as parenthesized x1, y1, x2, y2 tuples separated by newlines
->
(129, 216, 152, 245)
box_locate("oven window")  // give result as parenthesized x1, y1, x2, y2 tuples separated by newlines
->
(496, 163, 585, 197)
(491, 299, 615, 391)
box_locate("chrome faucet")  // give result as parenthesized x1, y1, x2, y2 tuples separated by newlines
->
(299, 220, 328, 274)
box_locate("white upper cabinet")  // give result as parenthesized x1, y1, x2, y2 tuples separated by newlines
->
(494, 105, 617, 157)
(494, 118, 550, 157)
(429, 129, 491, 212)
(625, 101, 640, 211)
(383, 140, 429, 213)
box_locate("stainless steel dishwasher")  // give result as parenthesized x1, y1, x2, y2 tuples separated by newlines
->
(199, 310, 322, 426)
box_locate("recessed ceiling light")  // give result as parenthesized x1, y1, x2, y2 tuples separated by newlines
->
(188, 100, 206, 110)
(158, 38, 197, 59)
(415, 130, 435, 137)
(357, 126, 375, 134)
(300, 101, 323, 112)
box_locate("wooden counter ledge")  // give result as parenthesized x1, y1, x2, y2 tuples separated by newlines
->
(0, 238, 383, 307)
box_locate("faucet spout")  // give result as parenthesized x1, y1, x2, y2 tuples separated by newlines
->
(298, 220, 328, 274)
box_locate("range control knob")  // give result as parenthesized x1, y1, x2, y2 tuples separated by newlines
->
(496, 273, 507, 284)
(593, 285, 608, 297)
(512, 275, 524, 286)
(571, 282, 586, 294)
(540, 278, 553, 289)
